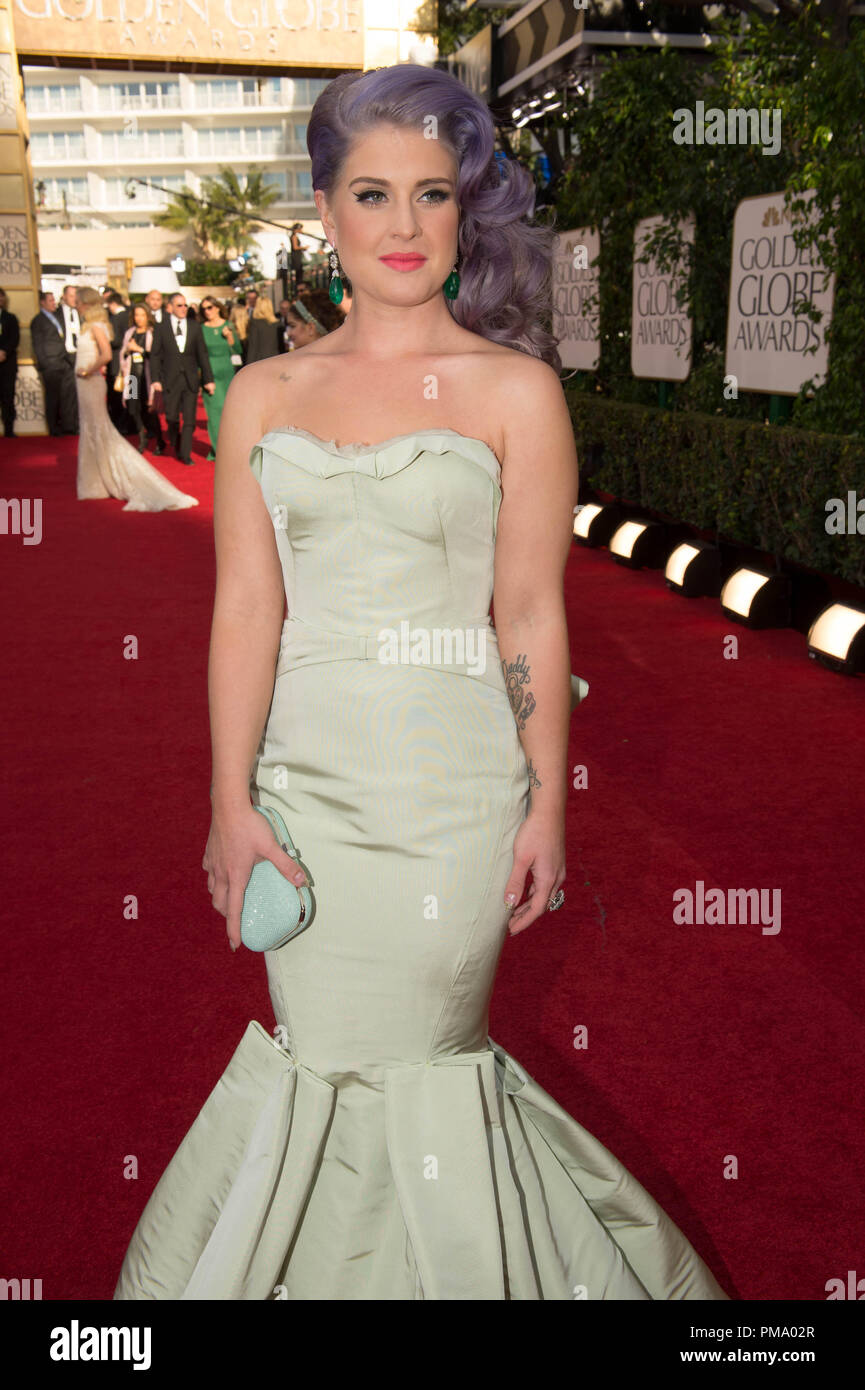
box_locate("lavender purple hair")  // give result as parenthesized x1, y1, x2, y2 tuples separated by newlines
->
(307, 64, 561, 372)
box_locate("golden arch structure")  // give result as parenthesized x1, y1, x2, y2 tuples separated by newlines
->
(0, 0, 437, 431)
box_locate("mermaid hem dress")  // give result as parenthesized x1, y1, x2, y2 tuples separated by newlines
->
(113, 428, 728, 1301)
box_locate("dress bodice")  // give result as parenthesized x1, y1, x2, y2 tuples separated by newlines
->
(75, 327, 100, 370)
(203, 322, 233, 362)
(251, 427, 502, 633)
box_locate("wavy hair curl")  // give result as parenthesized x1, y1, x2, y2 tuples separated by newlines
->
(307, 64, 561, 372)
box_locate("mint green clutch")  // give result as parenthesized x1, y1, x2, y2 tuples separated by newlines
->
(240, 804, 314, 951)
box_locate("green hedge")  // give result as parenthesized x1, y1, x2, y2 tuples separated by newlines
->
(565, 393, 865, 589)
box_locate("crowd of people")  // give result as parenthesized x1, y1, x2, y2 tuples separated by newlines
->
(0, 281, 346, 455)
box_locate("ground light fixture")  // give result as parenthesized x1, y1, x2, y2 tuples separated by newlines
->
(573, 502, 621, 547)
(665, 541, 722, 598)
(806, 603, 865, 675)
(608, 519, 668, 570)
(719, 568, 791, 629)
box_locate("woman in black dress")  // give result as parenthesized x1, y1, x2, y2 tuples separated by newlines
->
(118, 303, 165, 453)
(290, 223, 305, 287)
(244, 297, 282, 362)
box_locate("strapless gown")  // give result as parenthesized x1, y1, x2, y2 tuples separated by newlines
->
(75, 328, 198, 512)
(113, 426, 728, 1301)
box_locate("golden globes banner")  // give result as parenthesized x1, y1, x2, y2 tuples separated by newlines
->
(725, 190, 835, 395)
(552, 227, 599, 371)
(12, 0, 364, 67)
(0, 211, 30, 283)
(631, 214, 694, 382)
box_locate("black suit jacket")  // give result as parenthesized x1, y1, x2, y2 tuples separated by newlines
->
(150, 315, 214, 394)
(30, 310, 68, 373)
(0, 308, 20, 358)
(107, 307, 130, 374)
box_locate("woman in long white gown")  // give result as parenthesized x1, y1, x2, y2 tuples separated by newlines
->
(74, 287, 198, 513)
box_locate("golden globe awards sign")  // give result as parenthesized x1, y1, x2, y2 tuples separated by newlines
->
(631, 214, 694, 381)
(552, 227, 600, 371)
(725, 191, 835, 395)
(12, 0, 363, 67)
(0, 214, 31, 286)
(14, 364, 47, 436)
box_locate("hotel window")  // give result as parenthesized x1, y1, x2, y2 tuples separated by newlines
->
(97, 82, 181, 112)
(198, 127, 243, 157)
(26, 84, 82, 114)
(286, 79, 329, 107)
(295, 170, 313, 198)
(102, 174, 185, 206)
(262, 170, 287, 197)
(253, 126, 283, 156)
(30, 130, 86, 161)
(259, 78, 283, 106)
(100, 127, 184, 159)
(40, 177, 89, 208)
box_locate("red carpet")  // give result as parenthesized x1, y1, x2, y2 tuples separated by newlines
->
(1, 412, 862, 1300)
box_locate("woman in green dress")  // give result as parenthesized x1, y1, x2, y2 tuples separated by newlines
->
(200, 297, 238, 461)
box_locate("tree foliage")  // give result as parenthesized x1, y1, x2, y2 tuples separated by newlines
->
(548, 4, 864, 435)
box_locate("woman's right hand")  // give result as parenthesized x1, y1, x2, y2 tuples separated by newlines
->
(203, 803, 308, 952)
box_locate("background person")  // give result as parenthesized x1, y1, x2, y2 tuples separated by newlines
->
(30, 291, 77, 435)
(282, 287, 344, 349)
(145, 289, 166, 326)
(199, 296, 238, 461)
(75, 286, 197, 511)
(228, 301, 249, 365)
(148, 292, 215, 465)
(0, 286, 20, 437)
(289, 223, 306, 286)
(119, 302, 165, 454)
(103, 290, 133, 435)
(245, 296, 282, 362)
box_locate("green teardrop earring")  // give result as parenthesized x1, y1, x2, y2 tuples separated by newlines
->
(443, 264, 460, 300)
(328, 248, 344, 305)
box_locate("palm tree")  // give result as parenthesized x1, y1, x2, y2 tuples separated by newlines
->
(152, 185, 221, 258)
(154, 165, 283, 260)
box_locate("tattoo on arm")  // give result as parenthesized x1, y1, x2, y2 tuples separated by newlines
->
(278, 371, 291, 381)
(526, 757, 542, 810)
(501, 653, 537, 732)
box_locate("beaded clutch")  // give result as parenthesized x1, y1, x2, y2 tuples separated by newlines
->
(239, 804, 314, 951)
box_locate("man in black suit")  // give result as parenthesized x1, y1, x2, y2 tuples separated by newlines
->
(30, 290, 78, 435)
(0, 286, 20, 437)
(103, 289, 132, 433)
(148, 291, 214, 464)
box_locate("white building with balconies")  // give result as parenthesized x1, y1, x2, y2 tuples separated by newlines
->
(23, 68, 329, 273)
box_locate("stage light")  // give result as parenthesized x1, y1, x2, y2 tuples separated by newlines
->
(720, 568, 790, 628)
(609, 519, 668, 569)
(806, 603, 865, 675)
(573, 501, 621, 547)
(665, 541, 721, 597)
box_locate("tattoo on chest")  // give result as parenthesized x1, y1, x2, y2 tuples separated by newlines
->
(502, 653, 537, 731)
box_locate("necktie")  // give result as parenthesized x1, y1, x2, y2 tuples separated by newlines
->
(175, 320, 182, 340)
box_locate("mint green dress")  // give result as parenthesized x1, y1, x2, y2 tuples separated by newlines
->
(201, 322, 236, 459)
(113, 427, 728, 1301)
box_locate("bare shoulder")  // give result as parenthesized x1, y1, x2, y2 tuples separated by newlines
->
(484, 348, 572, 467)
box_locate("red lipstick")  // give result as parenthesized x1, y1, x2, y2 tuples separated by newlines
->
(379, 254, 427, 272)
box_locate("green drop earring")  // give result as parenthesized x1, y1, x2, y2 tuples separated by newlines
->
(328, 247, 344, 305)
(443, 263, 460, 300)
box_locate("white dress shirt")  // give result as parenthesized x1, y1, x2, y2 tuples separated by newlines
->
(61, 302, 80, 353)
(172, 316, 187, 352)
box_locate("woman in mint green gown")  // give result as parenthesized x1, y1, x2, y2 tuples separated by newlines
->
(200, 297, 237, 460)
(112, 66, 731, 1303)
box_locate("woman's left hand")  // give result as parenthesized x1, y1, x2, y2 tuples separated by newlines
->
(503, 808, 566, 935)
